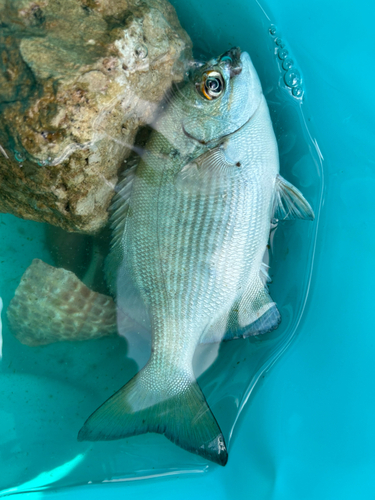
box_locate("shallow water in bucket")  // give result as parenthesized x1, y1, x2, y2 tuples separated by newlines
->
(0, 0, 346, 495)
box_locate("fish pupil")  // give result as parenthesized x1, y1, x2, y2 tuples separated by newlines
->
(207, 78, 220, 90)
(205, 76, 223, 97)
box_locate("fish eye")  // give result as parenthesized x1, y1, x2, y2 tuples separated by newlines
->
(198, 71, 225, 100)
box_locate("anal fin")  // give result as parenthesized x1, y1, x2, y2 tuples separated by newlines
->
(201, 275, 281, 344)
(226, 302, 281, 339)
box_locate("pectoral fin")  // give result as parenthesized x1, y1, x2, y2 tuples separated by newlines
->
(175, 145, 239, 193)
(273, 175, 314, 221)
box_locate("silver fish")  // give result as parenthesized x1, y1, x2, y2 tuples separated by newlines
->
(78, 48, 314, 465)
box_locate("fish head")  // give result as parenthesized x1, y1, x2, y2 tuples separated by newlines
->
(180, 48, 263, 145)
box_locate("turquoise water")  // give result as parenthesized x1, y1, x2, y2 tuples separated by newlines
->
(1, 0, 374, 498)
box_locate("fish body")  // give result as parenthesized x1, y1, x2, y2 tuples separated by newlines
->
(78, 48, 314, 465)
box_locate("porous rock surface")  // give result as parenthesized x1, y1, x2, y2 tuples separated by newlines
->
(0, 0, 191, 233)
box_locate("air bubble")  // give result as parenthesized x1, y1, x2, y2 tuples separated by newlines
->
(14, 151, 25, 162)
(282, 58, 294, 71)
(134, 43, 148, 59)
(269, 25, 277, 36)
(272, 32, 304, 98)
(278, 49, 289, 60)
(292, 86, 303, 97)
(284, 68, 301, 87)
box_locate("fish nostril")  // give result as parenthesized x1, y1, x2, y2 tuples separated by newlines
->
(230, 66, 242, 77)
(220, 47, 242, 77)
(226, 47, 241, 60)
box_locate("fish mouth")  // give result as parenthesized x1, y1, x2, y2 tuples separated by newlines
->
(219, 47, 242, 77)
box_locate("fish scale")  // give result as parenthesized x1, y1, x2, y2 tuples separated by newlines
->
(160, 187, 233, 328)
(79, 49, 314, 466)
(142, 173, 249, 369)
(136, 171, 253, 363)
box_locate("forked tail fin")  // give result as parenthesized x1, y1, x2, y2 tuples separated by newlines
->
(78, 369, 228, 466)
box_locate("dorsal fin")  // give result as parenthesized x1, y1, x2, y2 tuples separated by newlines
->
(104, 157, 151, 331)
(273, 175, 314, 221)
(104, 158, 138, 295)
